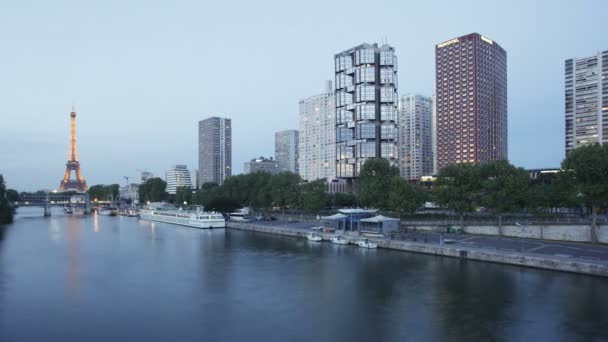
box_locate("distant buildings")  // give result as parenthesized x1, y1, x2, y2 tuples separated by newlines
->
(165, 165, 193, 194)
(335, 43, 398, 180)
(119, 183, 140, 204)
(435, 33, 507, 171)
(298, 80, 336, 182)
(431, 93, 438, 175)
(398, 94, 434, 180)
(243, 157, 280, 174)
(565, 50, 608, 153)
(275, 130, 299, 173)
(199, 117, 232, 186)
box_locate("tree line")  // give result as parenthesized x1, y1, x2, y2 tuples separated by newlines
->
(0, 175, 16, 224)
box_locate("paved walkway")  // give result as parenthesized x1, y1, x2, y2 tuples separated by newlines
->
(251, 219, 608, 264)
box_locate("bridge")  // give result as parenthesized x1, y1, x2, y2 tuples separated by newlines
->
(13, 193, 92, 216)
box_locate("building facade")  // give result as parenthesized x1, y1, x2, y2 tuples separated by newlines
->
(198, 117, 232, 186)
(435, 33, 507, 171)
(165, 165, 193, 195)
(275, 130, 299, 173)
(431, 93, 438, 175)
(119, 183, 140, 204)
(398, 94, 434, 180)
(298, 80, 336, 181)
(565, 50, 608, 153)
(243, 157, 280, 174)
(335, 43, 398, 179)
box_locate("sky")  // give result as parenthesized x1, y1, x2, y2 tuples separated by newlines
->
(1, 0, 607, 191)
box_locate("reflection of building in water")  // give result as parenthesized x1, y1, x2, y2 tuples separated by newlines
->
(93, 212, 100, 233)
(65, 219, 82, 297)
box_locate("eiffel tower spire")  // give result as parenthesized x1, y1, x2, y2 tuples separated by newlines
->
(59, 108, 87, 191)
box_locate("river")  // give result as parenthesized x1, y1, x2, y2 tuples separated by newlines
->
(0, 208, 606, 341)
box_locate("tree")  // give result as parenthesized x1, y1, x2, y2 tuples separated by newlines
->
(388, 178, 428, 216)
(356, 158, 400, 210)
(562, 144, 608, 242)
(5, 189, 19, 202)
(328, 192, 358, 208)
(139, 178, 168, 203)
(88, 184, 120, 201)
(478, 161, 530, 229)
(175, 186, 193, 206)
(269, 172, 301, 210)
(0, 175, 14, 225)
(433, 163, 481, 226)
(298, 179, 328, 213)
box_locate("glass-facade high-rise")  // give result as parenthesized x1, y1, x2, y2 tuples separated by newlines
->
(565, 50, 608, 153)
(198, 117, 232, 186)
(275, 130, 299, 173)
(298, 80, 336, 182)
(335, 43, 398, 179)
(398, 94, 434, 180)
(435, 33, 507, 171)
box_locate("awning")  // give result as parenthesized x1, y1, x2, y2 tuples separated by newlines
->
(360, 215, 400, 223)
(321, 213, 348, 220)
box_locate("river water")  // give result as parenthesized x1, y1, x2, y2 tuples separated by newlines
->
(0, 208, 607, 341)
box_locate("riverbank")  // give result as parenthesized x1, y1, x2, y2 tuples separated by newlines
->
(227, 222, 608, 277)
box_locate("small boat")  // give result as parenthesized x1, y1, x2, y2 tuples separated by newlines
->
(356, 238, 377, 249)
(306, 233, 323, 242)
(126, 209, 139, 217)
(98, 207, 118, 216)
(330, 235, 349, 245)
(63, 206, 73, 214)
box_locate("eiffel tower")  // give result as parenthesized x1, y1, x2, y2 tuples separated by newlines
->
(59, 108, 88, 191)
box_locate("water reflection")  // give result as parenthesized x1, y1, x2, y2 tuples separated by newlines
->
(0, 213, 607, 341)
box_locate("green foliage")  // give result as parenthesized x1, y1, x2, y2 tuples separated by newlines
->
(138, 178, 168, 203)
(5, 189, 19, 202)
(88, 184, 120, 201)
(355, 158, 400, 210)
(175, 186, 193, 205)
(0, 175, 14, 224)
(562, 144, 608, 210)
(298, 179, 328, 213)
(328, 192, 358, 208)
(433, 163, 481, 215)
(269, 172, 301, 209)
(478, 161, 530, 214)
(388, 178, 428, 215)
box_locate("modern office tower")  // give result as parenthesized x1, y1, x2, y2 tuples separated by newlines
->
(431, 93, 438, 175)
(565, 50, 608, 153)
(199, 117, 232, 186)
(335, 43, 398, 180)
(435, 33, 507, 170)
(275, 130, 299, 173)
(140, 171, 154, 184)
(243, 157, 280, 174)
(165, 165, 193, 195)
(398, 94, 434, 180)
(299, 80, 336, 182)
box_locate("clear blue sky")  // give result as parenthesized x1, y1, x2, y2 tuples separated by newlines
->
(1, 0, 606, 191)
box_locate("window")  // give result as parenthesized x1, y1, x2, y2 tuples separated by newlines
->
(357, 142, 376, 158)
(357, 85, 375, 102)
(356, 48, 375, 65)
(357, 104, 375, 120)
(357, 123, 376, 139)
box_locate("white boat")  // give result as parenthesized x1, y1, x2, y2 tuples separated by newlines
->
(63, 206, 73, 214)
(139, 205, 225, 229)
(306, 233, 323, 242)
(98, 207, 118, 216)
(356, 238, 377, 249)
(330, 235, 349, 245)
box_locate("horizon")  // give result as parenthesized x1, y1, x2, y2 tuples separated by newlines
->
(1, 0, 607, 191)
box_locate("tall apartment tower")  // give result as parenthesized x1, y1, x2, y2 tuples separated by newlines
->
(431, 93, 438, 175)
(298, 80, 336, 181)
(565, 50, 608, 153)
(198, 117, 232, 186)
(275, 130, 299, 173)
(335, 43, 398, 179)
(165, 165, 193, 195)
(435, 33, 507, 170)
(398, 94, 434, 180)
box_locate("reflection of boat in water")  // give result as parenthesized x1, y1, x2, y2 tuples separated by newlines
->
(330, 235, 349, 245)
(98, 207, 118, 216)
(63, 206, 73, 214)
(356, 238, 377, 249)
(306, 233, 323, 242)
(72, 207, 85, 216)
